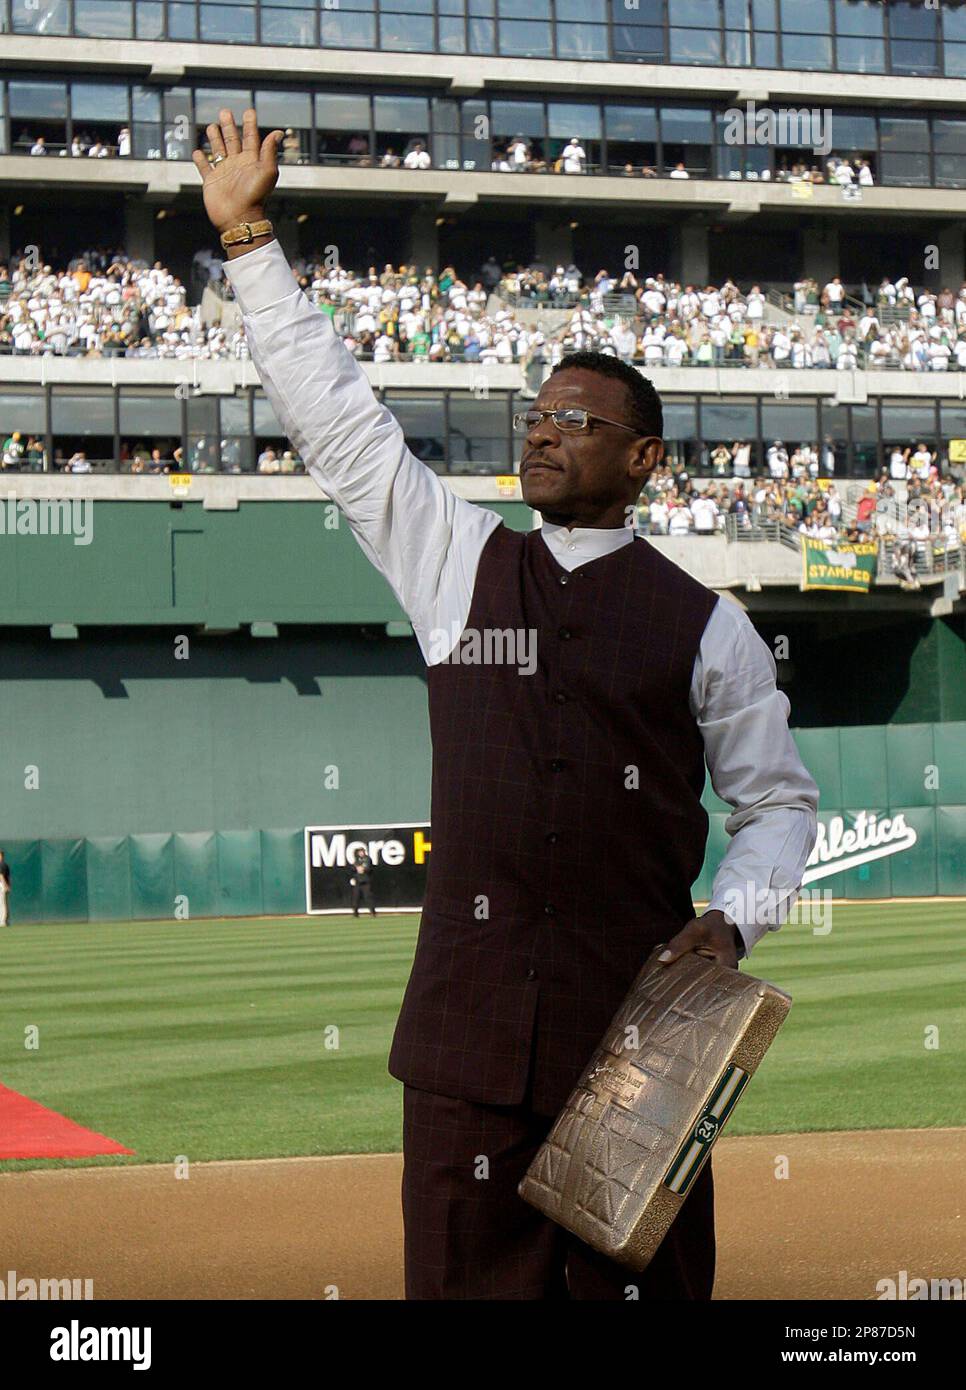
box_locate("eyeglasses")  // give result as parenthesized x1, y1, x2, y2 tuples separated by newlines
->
(512, 408, 642, 436)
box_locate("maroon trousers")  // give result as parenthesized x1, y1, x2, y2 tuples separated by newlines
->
(401, 1083, 716, 1301)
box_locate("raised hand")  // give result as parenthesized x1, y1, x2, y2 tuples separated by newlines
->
(191, 108, 283, 235)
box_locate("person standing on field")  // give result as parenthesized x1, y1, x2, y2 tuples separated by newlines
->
(0, 850, 10, 926)
(349, 847, 376, 917)
(193, 110, 818, 1303)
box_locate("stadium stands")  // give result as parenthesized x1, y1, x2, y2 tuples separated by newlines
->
(4, 246, 966, 374)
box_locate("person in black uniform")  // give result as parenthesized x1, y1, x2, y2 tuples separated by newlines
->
(0, 849, 10, 926)
(349, 848, 376, 917)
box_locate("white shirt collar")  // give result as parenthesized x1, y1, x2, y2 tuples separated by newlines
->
(539, 519, 636, 571)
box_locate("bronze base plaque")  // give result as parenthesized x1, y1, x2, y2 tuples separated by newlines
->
(518, 945, 792, 1272)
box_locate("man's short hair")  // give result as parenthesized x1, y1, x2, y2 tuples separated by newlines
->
(550, 351, 663, 440)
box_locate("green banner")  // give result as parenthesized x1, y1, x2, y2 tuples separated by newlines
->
(801, 537, 878, 593)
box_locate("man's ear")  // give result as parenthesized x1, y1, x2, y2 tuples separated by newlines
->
(633, 436, 665, 484)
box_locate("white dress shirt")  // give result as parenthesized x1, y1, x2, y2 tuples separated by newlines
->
(224, 240, 819, 957)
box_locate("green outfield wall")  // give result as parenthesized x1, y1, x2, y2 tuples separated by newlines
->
(0, 618, 962, 924)
(1, 493, 963, 920)
(0, 498, 962, 719)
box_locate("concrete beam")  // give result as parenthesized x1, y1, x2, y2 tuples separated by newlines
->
(833, 376, 870, 405)
(5, 353, 966, 403)
(0, 473, 533, 506)
(5, 156, 964, 222)
(7, 34, 966, 109)
(724, 195, 762, 221)
(148, 62, 185, 82)
(442, 190, 479, 213)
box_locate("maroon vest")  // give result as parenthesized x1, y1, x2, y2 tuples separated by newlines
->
(388, 524, 719, 1115)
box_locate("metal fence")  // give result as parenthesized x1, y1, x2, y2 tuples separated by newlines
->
(723, 514, 803, 550)
(722, 510, 965, 584)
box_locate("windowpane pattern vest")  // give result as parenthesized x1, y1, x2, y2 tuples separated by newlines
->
(388, 524, 720, 1115)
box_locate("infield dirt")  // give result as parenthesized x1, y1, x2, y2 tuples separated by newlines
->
(2, 1127, 963, 1300)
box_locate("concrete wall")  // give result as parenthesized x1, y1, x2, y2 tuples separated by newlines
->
(8, 352, 966, 402)
(9, 34, 966, 109)
(7, 154, 966, 224)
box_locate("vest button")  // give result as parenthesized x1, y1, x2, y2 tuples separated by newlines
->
(543, 904, 556, 918)
(554, 691, 568, 704)
(558, 627, 571, 640)
(559, 575, 569, 585)
(526, 967, 538, 981)
(550, 758, 565, 772)
(546, 832, 559, 845)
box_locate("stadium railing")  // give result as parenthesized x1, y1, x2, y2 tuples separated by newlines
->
(723, 513, 965, 582)
(723, 515, 803, 552)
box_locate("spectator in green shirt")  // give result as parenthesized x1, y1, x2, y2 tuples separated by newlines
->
(25, 436, 46, 471)
(2, 431, 25, 469)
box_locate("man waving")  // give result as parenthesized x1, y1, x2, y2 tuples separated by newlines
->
(194, 111, 818, 1302)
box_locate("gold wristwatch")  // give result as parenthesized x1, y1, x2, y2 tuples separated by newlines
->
(219, 219, 274, 251)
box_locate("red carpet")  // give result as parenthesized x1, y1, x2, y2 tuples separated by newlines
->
(0, 1083, 134, 1159)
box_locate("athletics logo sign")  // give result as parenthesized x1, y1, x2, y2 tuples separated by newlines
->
(801, 811, 918, 886)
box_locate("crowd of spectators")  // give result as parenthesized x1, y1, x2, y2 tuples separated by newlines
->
(0, 247, 248, 360)
(19, 124, 878, 190)
(0, 431, 306, 475)
(504, 268, 966, 372)
(636, 462, 966, 578)
(6, 243, 966, 374)
(21, 129, 132, 159)
(640, 470, 852, 539)
(751, 154, 874, 188)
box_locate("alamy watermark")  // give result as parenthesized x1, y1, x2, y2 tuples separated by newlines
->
(722, 101, 832, 157)
(0, 1269, 94, 1299)
(877, 1270, 964, 1300)
(428, 624, 538, 676)
(720, 883, 832, 935)
(0, 494, 94, 546)
(50, 1320, 152, 1370)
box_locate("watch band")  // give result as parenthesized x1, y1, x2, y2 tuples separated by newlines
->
(219, 219, 274, 250)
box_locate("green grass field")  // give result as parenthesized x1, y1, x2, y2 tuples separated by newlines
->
(1, 901, 964, 1172)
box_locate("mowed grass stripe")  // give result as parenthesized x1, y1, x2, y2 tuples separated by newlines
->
(0, 903, 963, 1170)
